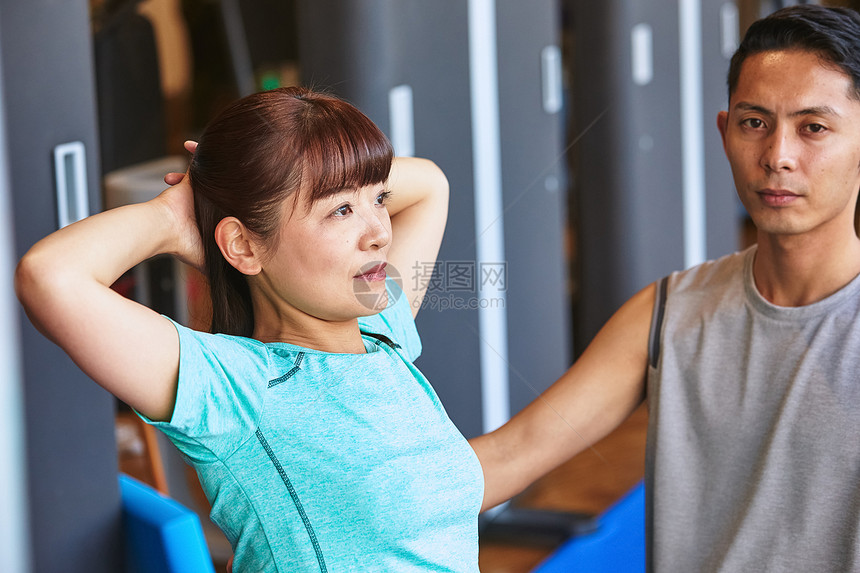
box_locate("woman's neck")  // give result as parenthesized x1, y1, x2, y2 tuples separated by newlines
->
(252, 307, 367, 354)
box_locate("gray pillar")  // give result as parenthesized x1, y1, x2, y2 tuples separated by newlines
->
(1, 0, 123, 570)
(570, 0, 740, 352)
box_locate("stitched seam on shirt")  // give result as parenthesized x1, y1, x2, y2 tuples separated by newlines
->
(268, 352, 305, 388)
(360, 330, 402, 349)
(255, 428, 327, 573)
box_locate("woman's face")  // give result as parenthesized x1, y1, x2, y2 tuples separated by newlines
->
(253, 182, 393, 324)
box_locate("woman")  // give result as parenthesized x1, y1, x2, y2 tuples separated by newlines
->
(16, 87, 483, 571)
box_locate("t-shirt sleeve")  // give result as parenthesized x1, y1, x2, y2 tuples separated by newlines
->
(138, 319, 271, 463)
(358, 278, 422, 361)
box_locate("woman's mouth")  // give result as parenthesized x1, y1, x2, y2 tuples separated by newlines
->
(354, 262, 387, 282)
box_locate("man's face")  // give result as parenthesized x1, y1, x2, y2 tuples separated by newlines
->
(717, 50, 860, 241)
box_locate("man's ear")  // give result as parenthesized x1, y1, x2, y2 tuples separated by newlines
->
(716, 111, 729, 152)
(214, 217, 263, 275)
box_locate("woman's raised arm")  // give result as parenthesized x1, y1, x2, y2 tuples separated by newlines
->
(14, 175, 202, 421)
(384, 157, 450, 317)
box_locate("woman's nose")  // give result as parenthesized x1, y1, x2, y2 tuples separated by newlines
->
(360, 210, 391, 250)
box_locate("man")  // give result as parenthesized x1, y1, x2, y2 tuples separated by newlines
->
(470, 5, 860, 571)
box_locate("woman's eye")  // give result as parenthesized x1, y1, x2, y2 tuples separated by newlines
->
(333, 204, 352, 217)
(376, 191, 392, 206)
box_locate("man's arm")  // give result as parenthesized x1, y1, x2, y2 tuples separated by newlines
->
(470, 282, 655, 511)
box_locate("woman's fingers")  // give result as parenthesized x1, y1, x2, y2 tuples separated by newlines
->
(163, 141, 198, 186)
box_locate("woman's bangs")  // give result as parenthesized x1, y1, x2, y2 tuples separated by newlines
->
(300, 105, 394, 201)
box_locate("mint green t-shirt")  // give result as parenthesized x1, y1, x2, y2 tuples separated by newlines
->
(146, 280, 483, 572)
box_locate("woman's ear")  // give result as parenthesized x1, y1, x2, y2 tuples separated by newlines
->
(214, 217, 263, 275)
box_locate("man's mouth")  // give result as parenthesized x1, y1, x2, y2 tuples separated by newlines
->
(758, 188, 800, 207)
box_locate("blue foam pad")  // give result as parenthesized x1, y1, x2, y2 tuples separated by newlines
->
(119, 474, 215, 573)
(533, 480, 645, 572)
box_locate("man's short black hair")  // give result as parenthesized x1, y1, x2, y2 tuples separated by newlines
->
(728, 5, 860, 101)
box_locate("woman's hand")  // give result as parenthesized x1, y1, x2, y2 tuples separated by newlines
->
(155, 174, 204, 272)
(157, 141, 204, 271)
(163, 140, 197, 186)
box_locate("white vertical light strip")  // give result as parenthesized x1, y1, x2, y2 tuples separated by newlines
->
(468, 0, 510, 433)
(388, 84, 415, 157)
(679, 0, 707, 268)
(0, 79, 31, 573)
(631, 24, 654, 86)
(53, 141, 89, 229)
(720, 2, 740, 59)
(540, 45, 563, 114)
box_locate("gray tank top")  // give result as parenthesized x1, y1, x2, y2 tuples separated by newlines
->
(646, 246, 860, 572)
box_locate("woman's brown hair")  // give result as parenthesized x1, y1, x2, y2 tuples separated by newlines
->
(189, 87, 394, 337)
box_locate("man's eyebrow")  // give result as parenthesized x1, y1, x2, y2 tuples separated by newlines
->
(733, 102, 772, 115)
(733, 101, 840, 118)
(789, 105, 840, 118)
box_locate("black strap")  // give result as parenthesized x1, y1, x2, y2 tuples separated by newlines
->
(648, 276, 669, 369)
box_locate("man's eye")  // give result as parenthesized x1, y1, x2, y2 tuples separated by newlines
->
(805, 123, 826, 134)
(742, 118, 764, 129)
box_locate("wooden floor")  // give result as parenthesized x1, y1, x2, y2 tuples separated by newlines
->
(117, 405, 648, 573)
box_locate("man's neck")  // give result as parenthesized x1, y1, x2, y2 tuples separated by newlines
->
(753, 227, 860, 307)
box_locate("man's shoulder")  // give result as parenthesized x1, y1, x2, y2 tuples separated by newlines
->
(669, 247, 751, 293)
